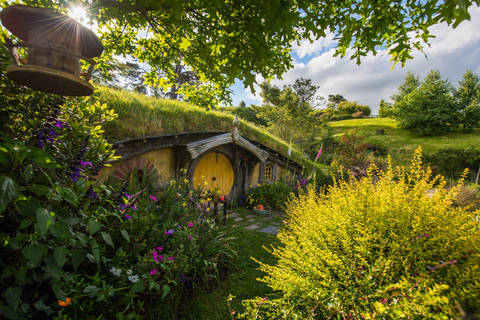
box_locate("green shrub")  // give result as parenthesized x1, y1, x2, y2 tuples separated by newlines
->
(242, 148, 480, 319)
(245, 180, 294, 211)
(424, 146, 480, 180)
(332, 130, 387, 180)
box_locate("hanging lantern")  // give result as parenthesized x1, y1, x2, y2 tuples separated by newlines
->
(0, 5, 104, 96)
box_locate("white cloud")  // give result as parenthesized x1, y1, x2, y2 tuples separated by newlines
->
(231, 6, 480, 112)
(286, 8, 480, 112)
(291, 32, 337, 59)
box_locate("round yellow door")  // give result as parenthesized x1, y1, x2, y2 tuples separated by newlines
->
(193, 153, 234, 196)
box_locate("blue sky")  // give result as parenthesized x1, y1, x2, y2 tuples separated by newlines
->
(229, 6, 480, 114)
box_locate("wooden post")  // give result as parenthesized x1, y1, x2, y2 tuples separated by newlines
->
(476, 166, 480, 185)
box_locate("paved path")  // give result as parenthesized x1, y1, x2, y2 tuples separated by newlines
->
(227, 210, 283, 235)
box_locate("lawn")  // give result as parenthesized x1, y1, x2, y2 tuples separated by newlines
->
(328, 118, 480, 166)
(179, 208, 283, 319)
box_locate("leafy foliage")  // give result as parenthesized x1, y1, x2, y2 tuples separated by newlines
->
(3, 0, 477, 107)
(257, 80, 323, 141)
(395, 70, 458, 135)
(0, 47, 235, 318)
(245, 180, 296, 211)
(424, 146, 480, 178)
(454, 69, 480, 131)
(378, 99, 395, 118)
(331, 130, 387, 180)
(245, 148, 480, 319)
(337, 101, 371, 116)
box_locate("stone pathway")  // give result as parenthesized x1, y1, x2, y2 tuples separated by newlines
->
(227, 210, 282, 235)
(259, 226, 279, 234)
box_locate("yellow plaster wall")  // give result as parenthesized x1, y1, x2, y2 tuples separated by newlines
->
(250, 163, 260, 186)
(143, 148, 175, 182)
(96, 148, 175, 182)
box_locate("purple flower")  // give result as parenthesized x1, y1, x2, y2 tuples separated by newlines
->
(189, 235, 193, 240)
(177, 224, 182, 229)
(188, 223, 194, 227)
(153, 250, 163, 262)
(125, 194, 133, 199)
(165, 229, 174, 235)
(80, 161, 92, 167)
(149, 195, 158, 202)
(121, 215, 132, 221)
(86, 187, 99, 200)
(150, 269, 158, 275)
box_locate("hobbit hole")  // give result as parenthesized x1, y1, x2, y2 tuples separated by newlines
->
(98, 117, 303, 199)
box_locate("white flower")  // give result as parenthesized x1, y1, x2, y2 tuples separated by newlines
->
(110, 267, 122, 276)
(127, 269, 132, 275)
(128, 275, 139, 283)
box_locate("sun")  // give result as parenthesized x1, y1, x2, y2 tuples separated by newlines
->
(68, 6, 87, 22)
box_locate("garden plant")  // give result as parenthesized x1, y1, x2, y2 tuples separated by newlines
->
(0, 54, 236, 318)
(240, 148, 480, 319)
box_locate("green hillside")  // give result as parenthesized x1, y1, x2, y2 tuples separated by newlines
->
(329, 118, 480, 166)
(94, 86, 326, 170)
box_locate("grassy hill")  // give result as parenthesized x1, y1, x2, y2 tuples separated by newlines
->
(329, 118, 480, 166)
(94, 86, 326, 170)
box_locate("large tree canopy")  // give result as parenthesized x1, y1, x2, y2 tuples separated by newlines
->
(1, 0, 479, 107)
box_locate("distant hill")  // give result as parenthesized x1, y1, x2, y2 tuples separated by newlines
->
(329, 118, 480, 166)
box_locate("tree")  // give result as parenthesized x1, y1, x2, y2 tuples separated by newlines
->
(328, 94, 347, 105)
(238, 100, 246, 108)
(258, 82, 300, 140)
(337, 101, 371, 116)
(454, 70, 480, 130)
(395, 70, 458, 135)
(391, 71, 421, 107)
(1, 0, 476, 108)
(378, 99, 395, 118)
(291, 78, 323, 109)
(257, 80, 323, 141)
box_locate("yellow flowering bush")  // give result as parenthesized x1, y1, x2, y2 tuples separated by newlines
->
(241, 148, 480, 319)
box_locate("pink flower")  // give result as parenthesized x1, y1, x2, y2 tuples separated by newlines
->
(168, 257, 174, 261)
(188, 223, 194, 227)
(153, 250, 159, 262)
(156, 246, 163, 251)
(189, 235, 193, 240)
(149, 195, 158, 201)
(158, 255, 164, 261)
(150, 269, 158, 275)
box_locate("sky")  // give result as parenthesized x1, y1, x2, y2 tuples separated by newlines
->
(229, 6, 480, 114)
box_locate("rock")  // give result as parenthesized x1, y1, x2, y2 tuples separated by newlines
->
(234, 217, 244, 222)
(245, 225, 259, 230)
(259, 226, 279, 234)
(229, 212, 240, 218)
